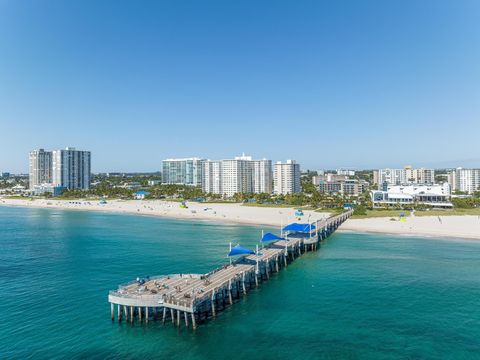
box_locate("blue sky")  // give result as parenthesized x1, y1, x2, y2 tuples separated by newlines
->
(1, 0, 479, 173)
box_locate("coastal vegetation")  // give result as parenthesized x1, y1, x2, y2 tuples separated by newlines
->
(351, 209, 411, 219)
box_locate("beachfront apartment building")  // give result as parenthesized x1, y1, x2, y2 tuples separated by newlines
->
(448, 168, 480, 194)
(203, 160, 223, 194)
(52, 148, 91, 190)
(201, 155, 273, 197)
(162, 158, 205, 186)
(273, 160, 301, 195)
(404, 166, 435, 184)
(373, 166, 435, 188)
(253, 159, 273, 194)
(29, 149, 52, 189)
(316, 178, 368, 196)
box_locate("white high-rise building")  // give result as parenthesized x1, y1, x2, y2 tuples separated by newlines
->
(203, 160, 222, 194)
(377, 166, 435, 188)
(52, 147, 91, 190)
(29, 149, 52, 189)
(162, 158, 205, 186)
(273, 160, 301, 195)
(377, 168, 406, 186)
(253, 159, 273, 194)
(448, 168, 480, 194)
(404, 166, 435, 184)
(201, 154, 272, 197)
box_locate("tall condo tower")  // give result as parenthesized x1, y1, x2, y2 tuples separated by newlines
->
(52, 147, 91, 190)
(29, 149, 52, 189)
(274, 160, 301, 195)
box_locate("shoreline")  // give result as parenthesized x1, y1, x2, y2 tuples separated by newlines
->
(0, 197, 329, 228)
(339, 215, 480, 241)
(336, 229, 480, 242)
(2, 197, 480, 240)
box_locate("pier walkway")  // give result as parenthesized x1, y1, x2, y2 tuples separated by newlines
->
(108, 209, 353, 329)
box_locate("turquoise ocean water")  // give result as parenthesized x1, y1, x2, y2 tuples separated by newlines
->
(0, 205, 479, 359)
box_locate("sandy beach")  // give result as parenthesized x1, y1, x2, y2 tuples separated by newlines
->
(340, 215, 480, 240)
(0, 197, 328, 228)
(2, 197, 480, 240)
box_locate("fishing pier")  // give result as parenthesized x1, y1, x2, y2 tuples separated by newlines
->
(108, 210, 353, 330)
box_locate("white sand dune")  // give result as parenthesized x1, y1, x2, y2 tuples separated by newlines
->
(0, 197, 328, 228)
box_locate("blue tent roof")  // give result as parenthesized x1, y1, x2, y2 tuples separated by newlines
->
(262, 232, 284, 242)
(228, 245, 255, 257)
(282, 223, 316, 233)
(134, 190, 150, 195)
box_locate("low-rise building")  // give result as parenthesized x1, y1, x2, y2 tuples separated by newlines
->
(121, 182, 142, 190)
(371, 183, 452, 208)
(336, 169, 355, 176)
(316, 178, 368, 196)
(134, 190, 150, 200)
(147, 180, 161, 186)
(32, 184, 65, 197)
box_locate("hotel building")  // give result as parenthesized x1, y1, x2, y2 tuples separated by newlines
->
(273, 160, 301, 195)
(29, 149, 52, 189)
(162, 158, 205, 186)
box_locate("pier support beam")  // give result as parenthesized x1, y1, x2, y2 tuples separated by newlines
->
(130, 306, 134, 323)
(228, 281, 233, 304)
(177, 310, 181, 327)
(191, 313, 197, 331)
(145, 307, 149, 323)
(117, 304, 122, 322)
(171, 308, 175, 324)
(184, 311, 189, 328)
(211, 291, 216, 318)
(162, 307, 166, 324)
(111, 303, 114, 321)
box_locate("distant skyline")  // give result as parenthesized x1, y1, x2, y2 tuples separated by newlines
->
(1, 0, 479, 173)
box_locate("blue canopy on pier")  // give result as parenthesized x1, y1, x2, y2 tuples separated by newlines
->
(282, 223, 316, 233)
(262, 233, 284, 242)
(228, 245, 255, 257)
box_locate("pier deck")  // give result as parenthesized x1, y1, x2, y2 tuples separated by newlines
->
(108, 209, 353, 329)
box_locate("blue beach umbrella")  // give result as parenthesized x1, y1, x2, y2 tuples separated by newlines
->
(282, 223, 316, 233)
(261, 232, 285, 243)
(228, 244, 255, 257)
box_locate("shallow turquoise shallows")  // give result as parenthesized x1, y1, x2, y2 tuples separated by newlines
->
(1, 206, 480, 359)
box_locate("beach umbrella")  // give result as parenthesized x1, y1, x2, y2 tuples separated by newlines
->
(282, 223, 316, 233)
(261, 232, 284, 242)
(228, 244, 255, 257)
